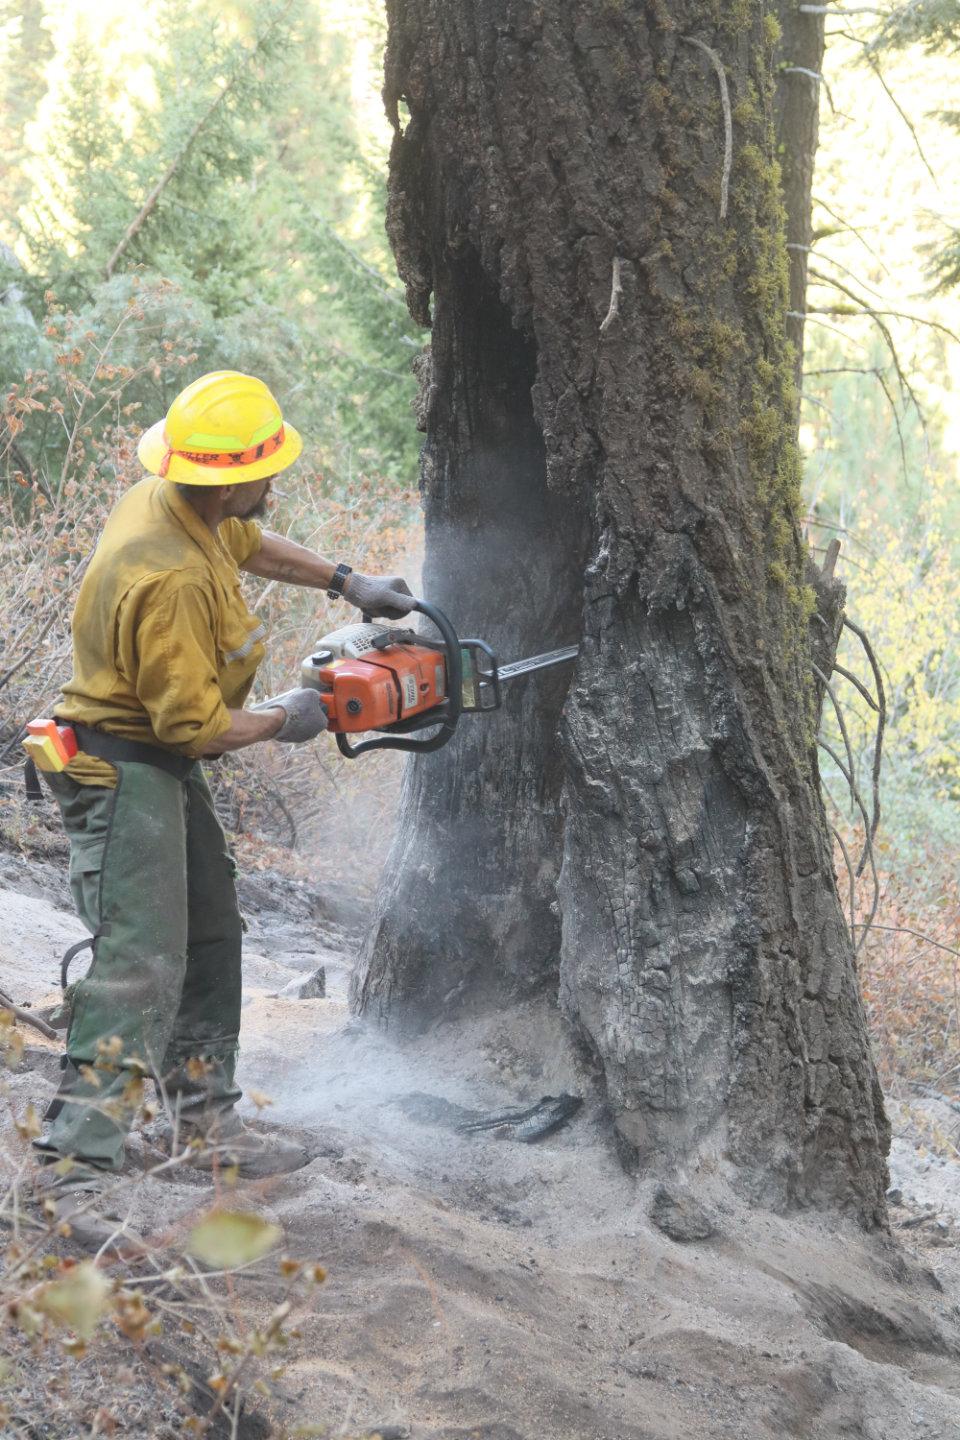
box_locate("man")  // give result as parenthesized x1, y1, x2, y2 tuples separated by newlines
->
(36, 369, 415, 1213)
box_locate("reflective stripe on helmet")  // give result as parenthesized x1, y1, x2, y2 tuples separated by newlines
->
(158, 423, 286, 479)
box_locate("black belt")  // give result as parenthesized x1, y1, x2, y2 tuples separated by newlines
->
(72, 724, 197, 780)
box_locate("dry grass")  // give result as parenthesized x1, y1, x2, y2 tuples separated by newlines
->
(858, 846, 960, 1100)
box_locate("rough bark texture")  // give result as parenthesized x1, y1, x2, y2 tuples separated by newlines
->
(353, 0, 889, 1222)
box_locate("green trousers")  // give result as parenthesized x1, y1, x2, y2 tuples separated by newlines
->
(42, 762, 243, 1170)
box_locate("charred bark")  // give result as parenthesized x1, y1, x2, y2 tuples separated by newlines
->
(353, 249, 587, 1019)
(354, 0, 889, 1222)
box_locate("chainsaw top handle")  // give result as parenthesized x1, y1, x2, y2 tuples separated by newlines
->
(334, 598, 464, 760)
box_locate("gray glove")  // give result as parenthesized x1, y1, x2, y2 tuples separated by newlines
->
(251, 688, 328, 743)
(343, 571, 416, 620)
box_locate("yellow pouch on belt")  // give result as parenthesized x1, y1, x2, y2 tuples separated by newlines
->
(22, 719, 79, 773)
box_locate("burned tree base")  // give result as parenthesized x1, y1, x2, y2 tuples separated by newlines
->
(357, 0, 890, 1220)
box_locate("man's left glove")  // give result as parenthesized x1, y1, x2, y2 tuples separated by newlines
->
(342, 572, 416, 621)
(250, 688, 328, 743)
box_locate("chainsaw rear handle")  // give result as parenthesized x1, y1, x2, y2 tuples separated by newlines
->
(335, 599, 464, 760)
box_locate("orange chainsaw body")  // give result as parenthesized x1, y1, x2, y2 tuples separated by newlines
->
(311, 644, 447, 734)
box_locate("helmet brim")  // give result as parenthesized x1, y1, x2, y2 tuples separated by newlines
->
(137, 419, 303, 486)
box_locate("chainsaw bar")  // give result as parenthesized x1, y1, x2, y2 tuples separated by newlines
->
(498, 645, 579, 682)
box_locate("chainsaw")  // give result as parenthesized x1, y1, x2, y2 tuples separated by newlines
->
(300, 600, 578, 759)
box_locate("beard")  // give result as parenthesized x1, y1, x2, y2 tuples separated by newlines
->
(236, 479, 273, 520)
(244, 493, 271, 520)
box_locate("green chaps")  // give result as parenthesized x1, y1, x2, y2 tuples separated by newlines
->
(42, 762, 243, 1171)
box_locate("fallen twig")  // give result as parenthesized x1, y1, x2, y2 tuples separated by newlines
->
(0, 991, 58, 1042)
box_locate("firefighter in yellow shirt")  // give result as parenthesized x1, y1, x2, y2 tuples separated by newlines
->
(36, 371, 414, 1217)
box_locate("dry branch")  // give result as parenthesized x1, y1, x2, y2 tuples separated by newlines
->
(788, 244, 886, 299)
(811, 195, 890, 273)
(818, 738, 881, 951)
(799, 4, 888, 12)
(0, 612, 60, 694)
(599, 256, 623, 335)
(782, 66, 836, 113)
(813, 662, 859, 813)
(865, 54, 938, 186)
(808, 267, 960, 343)
(832, 825, 857, 943)
(0, 990, 58, 1041)
(852, 923, 960, 963)
(831, 662, 879, 712)
(803, 271, 928, 430)
(788, 310, 868, 345)
(841, 616, 886, 874)
(681, 37, 733, 219)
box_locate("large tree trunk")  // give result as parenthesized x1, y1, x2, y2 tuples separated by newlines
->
(353, 0, 889, 1222)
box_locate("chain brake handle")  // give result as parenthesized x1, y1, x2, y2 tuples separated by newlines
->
(335, 599, 464, 760)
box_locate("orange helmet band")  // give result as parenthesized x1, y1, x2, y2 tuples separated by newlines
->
(158, 423, 286, 479)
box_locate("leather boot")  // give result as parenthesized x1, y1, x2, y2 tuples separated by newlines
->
(33, 1162, 143, 1254)
(158, 1112, 309, 1178)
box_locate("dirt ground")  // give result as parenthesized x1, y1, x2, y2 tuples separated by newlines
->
(1, 834, 960, 1439)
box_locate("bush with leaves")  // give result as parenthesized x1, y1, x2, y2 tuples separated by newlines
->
(0, 1009, 331, 1438)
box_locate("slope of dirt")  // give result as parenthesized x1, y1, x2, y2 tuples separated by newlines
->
(1, 846, 959, 1439)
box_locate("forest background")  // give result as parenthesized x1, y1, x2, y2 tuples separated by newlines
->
(1, 0, 959, 1106)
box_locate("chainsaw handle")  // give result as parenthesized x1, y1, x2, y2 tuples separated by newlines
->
(334, 599, 464, 760)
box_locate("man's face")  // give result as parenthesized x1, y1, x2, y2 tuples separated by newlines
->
(226, 477, 274, 521)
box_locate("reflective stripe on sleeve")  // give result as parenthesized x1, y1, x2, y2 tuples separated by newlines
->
(223, 622, 267, 664)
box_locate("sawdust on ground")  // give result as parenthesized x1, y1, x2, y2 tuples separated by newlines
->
(1, 852, 959, 1440)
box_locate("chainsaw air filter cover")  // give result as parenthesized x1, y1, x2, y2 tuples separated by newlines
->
(301, 621, 447, 734)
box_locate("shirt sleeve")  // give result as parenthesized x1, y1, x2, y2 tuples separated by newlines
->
(219, 517, 263, 568)
(119, 580, 232, 757)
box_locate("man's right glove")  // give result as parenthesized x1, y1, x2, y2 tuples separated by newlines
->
(250, 688, 328, 744)
(342, 572, 416, 621)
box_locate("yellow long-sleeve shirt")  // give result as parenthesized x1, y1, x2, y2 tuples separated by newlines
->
(56, 477, 266, 785)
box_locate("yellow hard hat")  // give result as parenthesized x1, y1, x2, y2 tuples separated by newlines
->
(137, 370, 303, 486)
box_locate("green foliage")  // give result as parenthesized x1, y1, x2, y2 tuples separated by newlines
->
(870, 0, 960, 55)
(3, 0, 420, 481)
